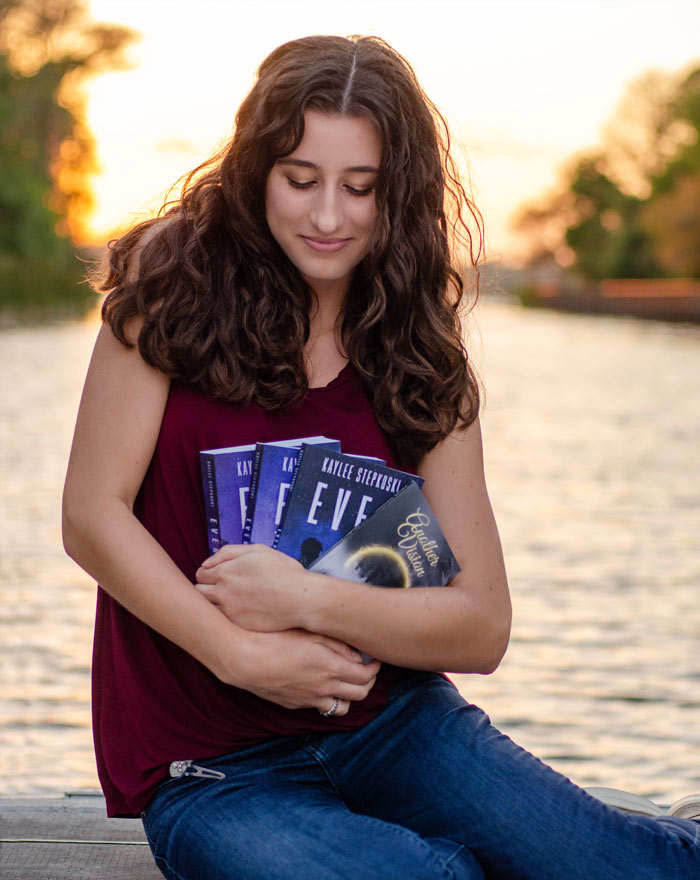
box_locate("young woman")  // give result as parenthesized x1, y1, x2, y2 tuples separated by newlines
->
(63, 35, 699, 880)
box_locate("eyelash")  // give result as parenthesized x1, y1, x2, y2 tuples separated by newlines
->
(286, 178, 374, 198)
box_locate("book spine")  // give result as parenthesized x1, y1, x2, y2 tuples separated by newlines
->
(272, 444, 308, 548)
(241, 445, 264, 544)
(200, 453, 221, 554)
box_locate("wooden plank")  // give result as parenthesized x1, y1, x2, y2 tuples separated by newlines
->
(0, 793, 163, 879)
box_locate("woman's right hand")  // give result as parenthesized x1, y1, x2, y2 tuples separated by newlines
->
(220, 628, 380, 715)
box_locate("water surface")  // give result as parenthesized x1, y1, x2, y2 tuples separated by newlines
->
(1, 302, 698, 802)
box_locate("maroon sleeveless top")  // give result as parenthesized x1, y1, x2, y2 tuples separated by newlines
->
(92, 364, 411, 817)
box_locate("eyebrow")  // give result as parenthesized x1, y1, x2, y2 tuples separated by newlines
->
(277, 158, 379, 174)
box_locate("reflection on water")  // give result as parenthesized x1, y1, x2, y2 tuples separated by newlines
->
(1, 316, 100, 794)
(463, 303, 700, 803)
(1, 302, 699, 801)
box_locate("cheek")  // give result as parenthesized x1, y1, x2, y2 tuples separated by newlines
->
(265, 179, 291, 237)
(358, 200, 379, 240)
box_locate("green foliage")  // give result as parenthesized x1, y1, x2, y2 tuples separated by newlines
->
(0, 52, 84, 314)
(0, 0, 136, 319)
(642, 174, 700, 276)
(563, 158, 662, 279)
(515, 62, 700, 281)
(650, 70, 700, 198)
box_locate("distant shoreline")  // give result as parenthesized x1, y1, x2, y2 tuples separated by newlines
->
(517, 278, 700, 323)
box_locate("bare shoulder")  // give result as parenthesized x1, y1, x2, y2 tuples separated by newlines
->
(64, 214, 181, 511)
(65, 321, 170, 508)
(106, 213, 181, 346)
(122, 213, 180, 286)
(91, 318, 167, 384)
(88, 284, 171, 421)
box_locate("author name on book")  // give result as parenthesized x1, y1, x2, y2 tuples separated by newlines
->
(321, 456, 405, 494)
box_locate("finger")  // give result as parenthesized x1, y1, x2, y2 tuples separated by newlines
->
(318, 697, 350, 717)
(326, 649, 380, 681)
(332, 658, 380, 687)
(322, 640, 382, 676)
(194, 582, 220, 604)
(199, 547, 230, 568)
(361, 658, 381, 676)
(200, 543, 257, 568)
(332, 679, 377, 703)
(315, 636, 365, 664)
(195, 565, 220, 584)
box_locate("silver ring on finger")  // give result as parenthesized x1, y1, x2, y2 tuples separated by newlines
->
(319, 697, 340, 717)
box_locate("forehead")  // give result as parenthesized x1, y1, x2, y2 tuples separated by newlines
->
(283, 110, 382, 170)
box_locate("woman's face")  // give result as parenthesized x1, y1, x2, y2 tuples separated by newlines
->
(265, 110, 381, 298)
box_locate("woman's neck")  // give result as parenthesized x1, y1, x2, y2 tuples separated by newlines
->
(305, 291, 348, 388)
(307, 281, 345, 334)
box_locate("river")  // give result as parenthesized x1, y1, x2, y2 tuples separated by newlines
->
(1, 299, 698, 803)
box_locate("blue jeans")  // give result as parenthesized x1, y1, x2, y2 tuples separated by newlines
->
(142, 672, 700, 879)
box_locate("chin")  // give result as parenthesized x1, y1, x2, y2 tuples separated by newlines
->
(297, 261, 357, 293)
(302, 274, 354, 295)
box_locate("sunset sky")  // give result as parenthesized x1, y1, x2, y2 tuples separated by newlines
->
(85, 0, 700, 262)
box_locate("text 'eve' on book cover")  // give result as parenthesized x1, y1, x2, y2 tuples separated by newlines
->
(243, 437, 341, 547)
(275, 445, 424, 566)
(200, 436, 340, 554)
(200, 443, 256, 553)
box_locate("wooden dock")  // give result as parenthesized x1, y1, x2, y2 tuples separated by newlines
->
(0, 791, 162, 879)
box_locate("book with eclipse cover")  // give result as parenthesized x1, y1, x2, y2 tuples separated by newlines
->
(241, 437, 341, 547)
(308, 481, 460, 589)
(273, 444, 423, 568)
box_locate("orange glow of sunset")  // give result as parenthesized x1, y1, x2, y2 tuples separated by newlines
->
(85, 0, 700, 263)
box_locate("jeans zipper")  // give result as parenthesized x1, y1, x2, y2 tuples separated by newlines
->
(169, 760, 226, 780)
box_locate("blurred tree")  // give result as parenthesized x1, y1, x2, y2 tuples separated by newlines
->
(600, 70, 691, 199)
(639, 68, 700, 277)
(0, 0, 136, 317)
(563, 156, 661, 279)
(652, 68, 700, 192)
(642, 175, 700, 277)
(513, 153, 662, 278)
(511, 186, 575, 269)
(514, 62, 700, 281)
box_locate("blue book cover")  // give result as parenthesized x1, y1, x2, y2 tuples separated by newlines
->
(199, 443, 256, 553)
(242, 437, 341, 546)
(274, 445, 423, 566)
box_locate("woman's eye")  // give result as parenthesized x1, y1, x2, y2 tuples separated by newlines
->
(284, 177, 374, 197)
(286, 178, 314, 190)
(346, 185, 374, 197)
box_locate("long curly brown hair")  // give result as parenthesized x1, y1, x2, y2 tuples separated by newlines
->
(98, 35, 483, 468)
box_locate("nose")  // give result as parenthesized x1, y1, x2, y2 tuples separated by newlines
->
(309, 184, 343, 236)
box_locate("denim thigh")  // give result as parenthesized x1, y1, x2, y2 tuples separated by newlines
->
(142, 672, 700, 880)
(141, 734, 485, 880)
(315, 671, 700, 880)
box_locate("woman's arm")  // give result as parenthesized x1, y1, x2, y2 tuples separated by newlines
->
(63, 321, 378, 714)
(196, 418, 512, 674)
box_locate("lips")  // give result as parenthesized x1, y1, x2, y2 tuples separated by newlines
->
(301, 236, 352, 254)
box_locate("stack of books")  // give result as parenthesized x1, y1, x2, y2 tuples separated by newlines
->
(200, 437, 460, 589)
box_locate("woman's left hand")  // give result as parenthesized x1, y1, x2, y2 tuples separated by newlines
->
(195, 544, 313, 632)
